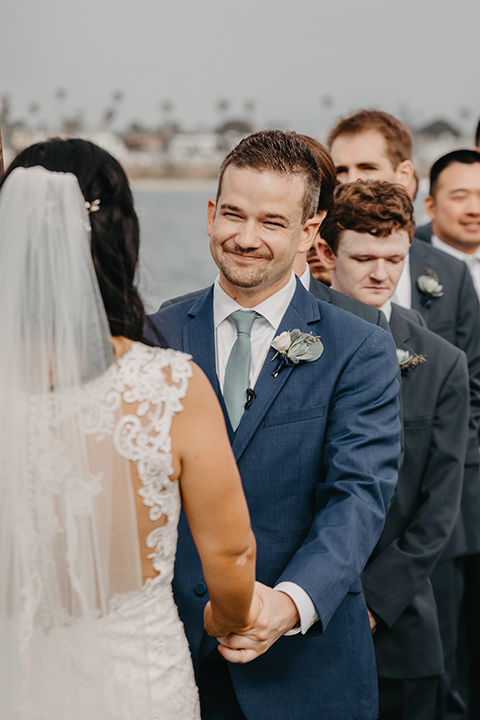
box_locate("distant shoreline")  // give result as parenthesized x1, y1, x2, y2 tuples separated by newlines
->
(130, 177, 218, 191)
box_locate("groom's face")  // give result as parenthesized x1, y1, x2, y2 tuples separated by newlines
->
(208, 166, 320, 304)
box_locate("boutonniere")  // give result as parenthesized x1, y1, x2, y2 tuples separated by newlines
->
(417, 269, 444, 309)
(396, 348, 427, 376)
(270, 329, 324, 377)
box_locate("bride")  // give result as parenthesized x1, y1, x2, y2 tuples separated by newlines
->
(0, 139, 259, 719)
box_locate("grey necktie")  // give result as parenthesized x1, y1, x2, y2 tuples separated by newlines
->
(223, 310, 258, 430)
(465, 255, 480, 272)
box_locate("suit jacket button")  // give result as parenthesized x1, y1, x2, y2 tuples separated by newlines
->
(194, 582, 207, 596)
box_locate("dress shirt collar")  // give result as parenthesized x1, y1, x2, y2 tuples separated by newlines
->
(379, 299, 392, 321)
(392, 248, 411, 309)
(431, 234, 480, 262)
(299, 265, 311, 290)
(431, 234, 480, 300)
(213, 273, 298, 331)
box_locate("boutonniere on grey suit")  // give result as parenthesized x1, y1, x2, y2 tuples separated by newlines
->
(271, 329, 324, 377)
(417, 269, 444, 309)
(396, 348, 427, 376)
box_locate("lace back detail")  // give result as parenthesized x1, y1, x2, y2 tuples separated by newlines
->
(85, 343, 193, 579)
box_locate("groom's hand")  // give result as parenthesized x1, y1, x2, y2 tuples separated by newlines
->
(216, 582, 299, 664)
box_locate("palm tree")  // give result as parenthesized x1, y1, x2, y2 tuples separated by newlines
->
(55, 88, 67, 133)
(216, 98, 230, 128)
(161, 100, 174, 129)
(244, 99, 255, 130)
(28, 102, 40, 132)
(0, 95, 13, 146)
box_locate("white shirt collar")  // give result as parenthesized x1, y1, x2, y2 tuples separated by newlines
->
(391, 247, 411, 309)
(431, 234, 480, 261)
(299, 265, 311, 290)
(379, 299, 392, 321)
(213, 272, 298, 331)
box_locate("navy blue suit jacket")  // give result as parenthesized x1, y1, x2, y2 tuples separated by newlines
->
(147, 280, 401, 719)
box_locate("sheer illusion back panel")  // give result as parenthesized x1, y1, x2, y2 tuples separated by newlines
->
(106, 343, 193, 582)
(19, 344, 199, 719)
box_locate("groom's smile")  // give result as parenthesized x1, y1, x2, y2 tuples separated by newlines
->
(207, 166, 321, 307)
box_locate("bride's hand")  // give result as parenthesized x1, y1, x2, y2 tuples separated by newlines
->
(215, 582, 300, 663)
(203, 586, 263, 638)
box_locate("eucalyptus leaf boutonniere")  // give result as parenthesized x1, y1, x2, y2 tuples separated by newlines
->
(396, 348, 427, 376)
(271, 329, 324, 377)
(417, 269, 444, 309)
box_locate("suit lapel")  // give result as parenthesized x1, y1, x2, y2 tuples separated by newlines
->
(183, 287, 218, 390)
(231, 281, 322, 461)
(309, 276, 332, 303)
(409, 239, 431, 310)
(389, 304, 411, 348)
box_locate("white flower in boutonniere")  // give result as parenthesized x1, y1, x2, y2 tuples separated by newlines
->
(417, 269, 444, 309)
(271, 329, 324, 377)
(396, 348, 427, 376)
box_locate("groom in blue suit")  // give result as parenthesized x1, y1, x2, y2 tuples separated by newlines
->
(147, 130, 401, 719)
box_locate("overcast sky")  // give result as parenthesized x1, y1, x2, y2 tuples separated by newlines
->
(3, 0, 480, 137)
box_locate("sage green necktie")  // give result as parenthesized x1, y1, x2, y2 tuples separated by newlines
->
(223, 310, 258, 430)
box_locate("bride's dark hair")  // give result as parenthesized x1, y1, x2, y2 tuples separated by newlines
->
(0, 138, 146, 341)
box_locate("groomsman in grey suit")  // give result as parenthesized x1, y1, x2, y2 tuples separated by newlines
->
(327, 110, 480, 720)
(415, 149, 480, 276)
(421, 149, 480, 296)
(416, 149, 480, 718)
(317, 178, 470, 720)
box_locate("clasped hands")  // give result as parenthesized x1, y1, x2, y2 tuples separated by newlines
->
(204, 581, 300, 664)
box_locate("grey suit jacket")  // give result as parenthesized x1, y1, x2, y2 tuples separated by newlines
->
(362, 303, 469, 678)
(409, 237, 480, 556)
(308, 276, 391, 332)
(415, 221, 432, 243)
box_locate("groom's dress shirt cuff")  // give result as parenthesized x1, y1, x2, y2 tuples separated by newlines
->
(274, 582, 319, 635)
(213, 273, 297, 391)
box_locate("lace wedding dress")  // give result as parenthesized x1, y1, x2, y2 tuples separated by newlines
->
(15, 343, 201, 720)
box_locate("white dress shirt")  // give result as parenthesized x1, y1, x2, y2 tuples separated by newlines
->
(214, 273, 297, 392)
(431, 234, 480, 301)
(213, 273, 319, 634)
(392, 250, 412, 309)
(379, 299, 393, 322)
(299, 264, 311, 290)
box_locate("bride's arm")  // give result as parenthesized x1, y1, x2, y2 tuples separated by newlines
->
(170, 362, 260, 638)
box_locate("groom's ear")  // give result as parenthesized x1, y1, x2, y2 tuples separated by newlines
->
(207, 198, 217, 237)
(298, 211, 327, 253)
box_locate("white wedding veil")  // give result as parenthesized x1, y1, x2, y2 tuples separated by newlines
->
(0, 167, 146, 717)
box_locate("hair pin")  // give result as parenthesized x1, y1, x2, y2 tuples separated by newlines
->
(85, 199, 101, 214)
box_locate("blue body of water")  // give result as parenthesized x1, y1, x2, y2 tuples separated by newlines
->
(134, 186, 218, 313)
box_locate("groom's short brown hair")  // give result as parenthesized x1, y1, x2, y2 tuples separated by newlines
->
(217, 130, 322, 223)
